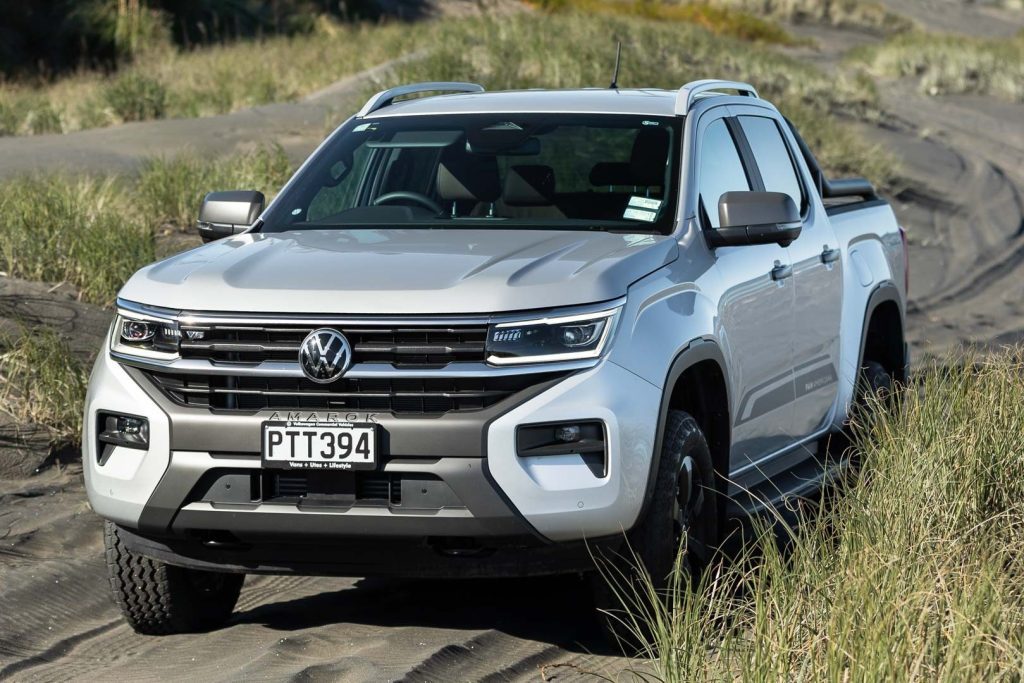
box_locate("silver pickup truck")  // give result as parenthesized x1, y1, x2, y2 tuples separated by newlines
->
(85, 80, 907, 635)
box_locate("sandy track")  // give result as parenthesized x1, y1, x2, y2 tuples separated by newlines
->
(0, 471, 626, 681)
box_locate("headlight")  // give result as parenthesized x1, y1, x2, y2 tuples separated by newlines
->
(111, 311, 198, 359)
(486, 308, 618, 365)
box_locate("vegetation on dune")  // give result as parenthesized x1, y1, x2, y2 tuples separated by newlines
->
(0, 329, 89, 444)
(138, 144, 290, 233)
(714, 0, 914, 33)
(0, 145, 292, 306)
(853, 30, 1024, 102)
(529, 0, 803, 45)
(373, 12, 899, 189)
(606, 352, 1024, 680)
(0, 19, 417, 136)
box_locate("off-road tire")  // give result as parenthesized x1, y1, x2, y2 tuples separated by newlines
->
(591, 410, 719, 649)
(858, 360, 893, 403)
(104, 521, 244, 635)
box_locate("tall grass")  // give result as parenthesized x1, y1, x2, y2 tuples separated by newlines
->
(609, 352, 1024, 680)
(0, 175, 154, 306)
(137, 144, 291, 231)
(0, 18, 418, 136)
(373, 12, 898, 189)
(531, 0, 802, 45)
(853, 31, 1024, 102)
(0, 144, 293, 305)
(0, 329, 89, 443)
(713, 0, 914, 33)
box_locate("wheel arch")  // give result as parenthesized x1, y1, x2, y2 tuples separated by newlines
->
(858, 282, 908, 384)
(638, 338, 731, 524)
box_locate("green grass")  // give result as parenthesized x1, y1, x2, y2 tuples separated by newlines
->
(0, 144, 293, 306)
(372, 11, 898, 189)
(853, 31, 1024, 102)
(607, 352, 1024, 680)
(0, 329, 89, 444)
(0, 18, 417, 136)
(713, 0, 914, 33)
(137, 144, 291, 232)
(0, 175, 154, 306)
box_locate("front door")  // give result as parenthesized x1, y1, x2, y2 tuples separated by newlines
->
(736, 113, 843, 439)
(695, 114, 796, 473)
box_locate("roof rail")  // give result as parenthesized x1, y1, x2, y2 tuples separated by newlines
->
(675, 79, 759, 115)
(356, 82, 485, 118)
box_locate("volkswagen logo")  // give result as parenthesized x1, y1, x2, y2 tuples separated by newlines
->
(299, 328, 352, 384)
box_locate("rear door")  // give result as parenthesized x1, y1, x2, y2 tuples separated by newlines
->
(695, 112, 796, 472)
(735, 113, 843, 439)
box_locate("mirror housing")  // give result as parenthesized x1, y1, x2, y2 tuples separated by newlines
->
(708, 191, 802, 248)
(196, 190, 265, 243)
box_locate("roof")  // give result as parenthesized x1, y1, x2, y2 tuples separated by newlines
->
(365, 88, 683, 119)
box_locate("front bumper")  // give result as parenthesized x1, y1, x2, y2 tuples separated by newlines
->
(83, 346, 662, 557)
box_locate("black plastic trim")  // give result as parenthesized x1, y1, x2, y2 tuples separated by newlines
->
(857, 281, 907, 382)
(638, 339, 731, 525)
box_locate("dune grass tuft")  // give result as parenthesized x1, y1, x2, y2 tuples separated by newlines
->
(606, 351, 1024, 680)
(0, 175, 154, 306)
(713, 0, 914, 33)
(0, 144, 293, 306)
(0, 329, 89, 444)
(853, 30, 1024, 102)
(137, 144, 291, 232)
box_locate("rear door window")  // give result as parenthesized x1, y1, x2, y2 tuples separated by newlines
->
(737, 116, 805, 213)
(698, 119, 751, 228)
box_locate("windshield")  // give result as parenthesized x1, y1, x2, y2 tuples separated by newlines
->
(260, 113, 681, 234)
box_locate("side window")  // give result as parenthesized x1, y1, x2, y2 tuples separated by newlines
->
(698, 119, 751, 228)
(737, 116, 804, 212)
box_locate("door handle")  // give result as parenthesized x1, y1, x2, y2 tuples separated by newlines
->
(770, 262, 793, 281)
(821, 246, 841, 264)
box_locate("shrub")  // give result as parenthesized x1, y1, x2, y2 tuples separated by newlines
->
(103, 72, 168, 121)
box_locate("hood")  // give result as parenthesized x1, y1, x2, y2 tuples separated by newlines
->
(121, 228, 678, 315)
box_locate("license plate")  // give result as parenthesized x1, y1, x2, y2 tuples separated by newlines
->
(261, 422, 376, 470)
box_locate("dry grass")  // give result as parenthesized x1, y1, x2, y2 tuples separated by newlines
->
(713, 0, 914, 33)
(0, 145, 293, 307)
(0, 17, 416, 136)
(0, 329, 89, 444)
(606, 351, 1024, 680)
(853, 30, 1024, 102)
(371, 11, 898, 189)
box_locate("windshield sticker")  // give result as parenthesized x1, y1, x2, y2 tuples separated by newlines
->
(628, 196, 662, 211)
(642, 120, 660, 126)
(353, 122, 379, 132)
(624, 207, 658, 222)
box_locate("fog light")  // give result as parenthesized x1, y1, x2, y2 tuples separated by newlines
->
(516, 420, 607, 477)
(97, 412, 149, 453)
(554, 424, 581, 443)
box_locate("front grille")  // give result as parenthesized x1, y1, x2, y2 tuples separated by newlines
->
(179, 325, 487, 367)
(142, 370, 564, 414)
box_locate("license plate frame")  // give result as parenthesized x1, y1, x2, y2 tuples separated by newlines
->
(261, 421, 377, 471)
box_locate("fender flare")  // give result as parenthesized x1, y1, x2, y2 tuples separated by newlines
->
(856, 282, 908, 383)
(636, 338, 732, 525)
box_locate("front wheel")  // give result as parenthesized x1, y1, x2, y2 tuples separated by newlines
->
(104, 522, 243, 635)
(591, 410, 719, 649)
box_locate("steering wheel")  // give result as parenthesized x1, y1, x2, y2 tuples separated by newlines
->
(372, 191, 443, 215)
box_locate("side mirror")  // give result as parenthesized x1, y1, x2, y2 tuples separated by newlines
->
(196, 190, 265, 243)
(708, 191, 802, 248)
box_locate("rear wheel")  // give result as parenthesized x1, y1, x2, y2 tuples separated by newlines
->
(591, 410, 719, 649)
(104, 521, 243, 635)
